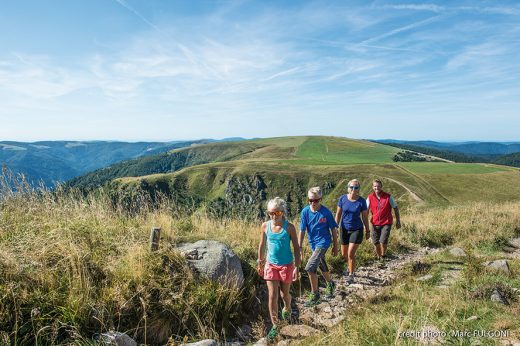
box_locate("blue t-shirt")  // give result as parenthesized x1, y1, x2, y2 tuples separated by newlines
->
(299, 205, 338, 250)
(337, 195, 367, 231)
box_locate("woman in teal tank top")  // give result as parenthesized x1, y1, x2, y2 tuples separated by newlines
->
(257, 197, 301, 342)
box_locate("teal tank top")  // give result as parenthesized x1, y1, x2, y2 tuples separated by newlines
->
(266, 220, 294, 265)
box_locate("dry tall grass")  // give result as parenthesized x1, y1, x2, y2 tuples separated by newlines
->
(0, 172, 258, 345)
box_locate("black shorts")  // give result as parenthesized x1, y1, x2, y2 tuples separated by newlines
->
(340, 228, 363, 245)
(372, 225, 392, 245)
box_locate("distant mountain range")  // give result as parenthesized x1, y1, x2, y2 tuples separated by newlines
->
(2, 137, 519, 188)
(0, 139, 244, 187)
(376, 140, 520, 156)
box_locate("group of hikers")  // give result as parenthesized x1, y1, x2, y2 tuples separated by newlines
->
(257, 179, 401, 341)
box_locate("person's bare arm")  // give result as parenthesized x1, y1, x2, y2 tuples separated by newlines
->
(257, 222, 267, 275)
(335, 206, 342, 226)
(298, 228, 305, 255)
(331, 227, 338, 256)
(288, 223, 301, 267)
(362, 209, 370, 239)
(394, 207, 401, 229)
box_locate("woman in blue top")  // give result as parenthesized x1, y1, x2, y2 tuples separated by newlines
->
(335, 179, 370, 284)
(257, 197, 301, 342)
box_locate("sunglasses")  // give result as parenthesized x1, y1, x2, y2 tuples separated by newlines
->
(349, 185, 360, 190)
(268, 211, 284, 216)
(308, 198, 321, 203)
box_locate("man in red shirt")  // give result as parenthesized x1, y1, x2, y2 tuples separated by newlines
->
(367, 179, 401, 260)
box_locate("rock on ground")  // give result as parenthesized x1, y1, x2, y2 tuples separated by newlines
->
(482, 259, 511, 275)
(175, 240, 244, 287)
(96, 332, 137, 346)
(449, 247, 466, 257)
(490, 288, 509, 305)
(416, 274, 434, 282)
(184, 340, 218, 346)
(280, 324, 320, 338)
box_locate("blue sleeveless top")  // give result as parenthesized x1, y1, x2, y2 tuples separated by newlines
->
(266, 220, 293, 265)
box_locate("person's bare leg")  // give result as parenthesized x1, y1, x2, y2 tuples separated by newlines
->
(309, 272, 318, 293)
(382, 243, 388, 257)
(279, 282, 292, 313)
(341, 244, 349, 273)
(347, 244, 360, 274)
(374, 243, 383, 258)
(322, 271, 331, 282)
(266, 280, 280, 326)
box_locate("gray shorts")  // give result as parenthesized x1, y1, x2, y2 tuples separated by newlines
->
(372, 225, 392, 245)
(304, 247, 329, 274)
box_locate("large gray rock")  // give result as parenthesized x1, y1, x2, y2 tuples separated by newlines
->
(96, 332, 137, 346)
(482, 260, 511, 275)
(176, 240, 244, 288)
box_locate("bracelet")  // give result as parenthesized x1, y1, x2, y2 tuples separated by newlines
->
(256, 259, 265, 264)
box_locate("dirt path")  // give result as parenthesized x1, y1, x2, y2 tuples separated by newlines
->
(384, 177, 424, 203)
(253, 247, 439, 345)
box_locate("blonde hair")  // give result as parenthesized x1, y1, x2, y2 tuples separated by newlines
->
(348, 179, 360, 187)
(308, 186, 322, 198)
(267, 197, 287, 215)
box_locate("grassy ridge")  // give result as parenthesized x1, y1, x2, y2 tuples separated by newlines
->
(103, 136, 520, 217)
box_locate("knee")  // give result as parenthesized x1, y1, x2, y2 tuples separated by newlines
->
(305, 263, 318, 274)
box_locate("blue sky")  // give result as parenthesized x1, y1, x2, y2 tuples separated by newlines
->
(0, 0, 519, 141)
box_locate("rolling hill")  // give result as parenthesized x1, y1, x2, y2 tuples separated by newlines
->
(68, 136, 520, 219)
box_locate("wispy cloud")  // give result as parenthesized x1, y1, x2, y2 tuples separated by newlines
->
(360, 16, 442, 45)
(113, 0, 161, 31)
(378, 3, 520, 16)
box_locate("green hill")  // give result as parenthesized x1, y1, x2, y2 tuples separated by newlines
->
(68, 136, 520, 218)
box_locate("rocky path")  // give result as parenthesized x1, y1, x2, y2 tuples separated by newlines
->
(184, 239, 520, 346)
(253, 247, 439, 345)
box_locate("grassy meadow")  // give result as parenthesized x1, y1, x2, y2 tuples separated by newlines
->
(2, 170, 520, 344)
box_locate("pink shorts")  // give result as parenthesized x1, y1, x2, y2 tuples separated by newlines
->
(263, 262, 294, 283)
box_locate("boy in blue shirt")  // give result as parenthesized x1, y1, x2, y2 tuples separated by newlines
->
(299, 187, 338, 306)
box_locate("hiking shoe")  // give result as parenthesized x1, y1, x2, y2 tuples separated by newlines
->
(324, 280, 336, 298)
(346, 274, 355, 284)
(266, 325, 278, 342)
(281, 307, 291, 322)
(304, 292, 321, 307)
